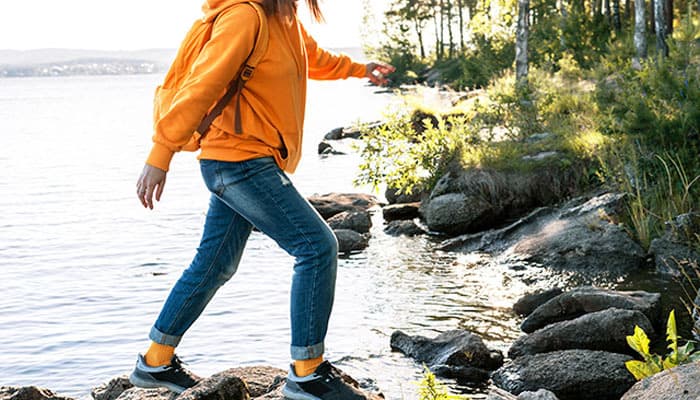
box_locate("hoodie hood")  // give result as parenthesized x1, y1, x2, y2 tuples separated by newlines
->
(202, 0, 264, 22)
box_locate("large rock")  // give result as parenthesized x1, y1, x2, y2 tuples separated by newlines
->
(439, 193, 645, 275)
(620, 361, 700, 400)
(308, 193, 380, 220)
(324, 122, 383, 141)
(487, 388, 560, 400)
(334, 229, 370, 253)
(0, 387, 73, 400)
(390, 330, 503, 371)
(648, 212, 700, 276)
(92, 376, 133, 400)
(509, 308, 654, 358)
(491, 350, 635, 400)
(520, 287, 661, 334)
(382, 203, 421, 222)
(327, 211, 372, 234)
(420, 165, 579, 236)
(513, 288, 563, 317)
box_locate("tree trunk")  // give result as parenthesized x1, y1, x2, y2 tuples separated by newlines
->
(560, 0, 568, 48)
(434, 12, 441, 60)
(605, 0, 612, 23)
(439, 0, 445, 60)
(665, 0, 673, 34)
(516, 0, 530, 88)
(613, 0, 622, 29)
(634, 0, 647, 59)
(458, 0, 465, 51)
(415, 20, 426, 59)
(447, 1, 454, 58)
(654, 0, 668, 56)
(649, 0, 656, 33)
(625, 0, 632, 19)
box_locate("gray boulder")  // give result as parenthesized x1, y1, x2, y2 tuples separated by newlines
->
(308, 193, 379, 220)
(390, 330, 503, 371)
(509, 308, 654, 358)
(92, 376, 133, 400)
(513, 288, 563, 317)
(382, 202, 421, 222)
(334, 229, 370, 253)
(491, 350, 635, 400)
(0, 387, 72, 400)
(114, 389, 176, 400)
(648, 212, 700, 276)
(520, 287, 661, 333)
(327, 211, 372, 234)
(420, 165, 579, 236)
(620, 361, 700, 400)
(384, 220, 425, 237)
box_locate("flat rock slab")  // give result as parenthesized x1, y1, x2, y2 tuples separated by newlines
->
(492, 350, 635, 400)
(382, 203, 421, 222)
(620, 361, 700, 400)
(390, 329, 503, 370)
(521, 287, 661, 333)
(308, 193, 379, 220)
(509, 308, 654, 358)
(0, 387, 73, 400)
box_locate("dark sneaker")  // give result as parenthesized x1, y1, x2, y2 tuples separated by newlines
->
(282, 361, 368, 400)
(129, 354, 201, 394)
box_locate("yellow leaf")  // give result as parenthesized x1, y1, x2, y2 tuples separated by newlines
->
(625, 360, 658, 380)
(626, 325, 651, 357)
(666, 310, 678, 358)
(662, 356, 678, 370)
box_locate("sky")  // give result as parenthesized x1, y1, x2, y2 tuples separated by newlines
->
(0, 1, 386, 51)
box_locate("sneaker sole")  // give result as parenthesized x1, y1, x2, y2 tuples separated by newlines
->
(281, 384, 322, 400)
(129, 370, 187, 394)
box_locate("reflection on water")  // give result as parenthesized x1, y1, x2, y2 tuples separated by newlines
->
(0, 75, 686, 400)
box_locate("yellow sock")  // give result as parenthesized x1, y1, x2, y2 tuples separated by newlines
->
(294, 355, 324, 377)
(144, 342, 175, 367)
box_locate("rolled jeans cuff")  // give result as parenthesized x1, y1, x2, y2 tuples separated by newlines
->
(291, 342, 325, 360)
(149, 326, 182, 347)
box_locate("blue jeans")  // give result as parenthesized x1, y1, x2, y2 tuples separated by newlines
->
(149, 157, 338, 360)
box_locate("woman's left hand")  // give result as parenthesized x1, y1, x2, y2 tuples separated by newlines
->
(365, 62, 396, 86)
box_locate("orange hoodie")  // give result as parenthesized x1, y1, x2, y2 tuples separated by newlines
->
(146, 0, 368, 173)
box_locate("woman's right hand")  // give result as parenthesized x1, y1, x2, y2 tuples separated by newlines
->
(136, 164, 167, 210)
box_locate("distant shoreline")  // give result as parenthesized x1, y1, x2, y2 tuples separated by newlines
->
(0, 47, 365, 78)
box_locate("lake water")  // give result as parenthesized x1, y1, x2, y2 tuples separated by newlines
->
(0, 74, 682, 400)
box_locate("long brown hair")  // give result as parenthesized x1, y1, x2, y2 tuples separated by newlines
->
(262, 0, 323, 22)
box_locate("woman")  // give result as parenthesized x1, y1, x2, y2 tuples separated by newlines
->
(129, 0, 394, 399)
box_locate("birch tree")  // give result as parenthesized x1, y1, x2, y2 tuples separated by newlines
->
(655, 0, 669, 56)
(634, 0, 647, 59)
(516, 0, 530, 88)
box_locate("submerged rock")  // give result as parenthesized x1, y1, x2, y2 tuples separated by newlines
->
(0, 387, 73, 400)
(327, 210, 372, 234)
(520, 287, 661, 334)
(308, 193, 380, 220)
(509, 308, 654, 358)
(334, 229, 370, 253)
(384, 220, 425, 237)
(491, 350, 635, 400)
(620, 361, 700, 400)
(430, 365, 490, 384)
(513, 288, 563, 317)
(385, 187, 426, 205)
(390, 330, 503, 372)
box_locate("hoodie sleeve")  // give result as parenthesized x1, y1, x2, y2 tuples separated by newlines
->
(146, 4, 260, 171)
(299, 22, 367, 81)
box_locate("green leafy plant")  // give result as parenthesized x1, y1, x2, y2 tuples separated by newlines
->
(417, 366, 469, 400)
(625, 310, 700, 380)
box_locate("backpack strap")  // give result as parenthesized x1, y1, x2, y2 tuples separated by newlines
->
(197, 2, 269, 137)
